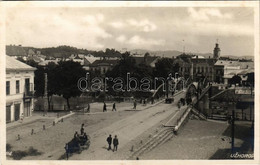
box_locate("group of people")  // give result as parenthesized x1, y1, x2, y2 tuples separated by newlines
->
(103, 102, 117, 112)
(133, 97, 155, 110)
(106, 134, 119, 152)
(73, 123, 89, 145)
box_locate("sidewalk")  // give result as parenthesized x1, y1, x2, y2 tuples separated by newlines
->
(80, 90, 185, 115)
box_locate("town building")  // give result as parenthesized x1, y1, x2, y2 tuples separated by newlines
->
(214, 60, 254, 84)
(6, 56, 36, 123)
(175, 42, 222, 82)
(132, 54, 160, 68)
(89, 59, 119, 75)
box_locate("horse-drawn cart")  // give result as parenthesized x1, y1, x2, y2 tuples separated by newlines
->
(64, 134, 90, 159)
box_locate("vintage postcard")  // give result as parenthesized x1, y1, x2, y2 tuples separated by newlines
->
(0, 1, 259, 165)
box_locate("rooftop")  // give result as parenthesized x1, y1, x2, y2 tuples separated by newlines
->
(90, 59, 119, 67)
(6, 55, 36, 71)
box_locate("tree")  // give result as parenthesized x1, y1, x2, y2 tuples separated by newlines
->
(246, 72, 254, 86)
(229, 75, 241, 86)
(153, 58, 179, 79)
(246, 72, 254, 96)
(54, 61, 86, 110)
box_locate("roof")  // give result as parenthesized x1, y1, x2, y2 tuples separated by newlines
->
(27, 55, 43, 63)
(6, 45, 27, 56)
(215, 60, 254, 69)
(215, 60, 239, 66)
(191, 58, 217, 65)
(90, 59, 119, 67)
(85, 56, 100, 64)
(6, 55, 36, 71)
(237, 69, 254, 75)
(133, 56, 158, 65)
(38, 59, 58, 66)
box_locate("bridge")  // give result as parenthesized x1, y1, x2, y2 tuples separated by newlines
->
(162, 76, 212, 132)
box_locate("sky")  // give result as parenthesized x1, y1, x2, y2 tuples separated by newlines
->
(6, 7, 255, 56)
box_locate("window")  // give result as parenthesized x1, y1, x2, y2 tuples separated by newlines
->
(16, 80, 20, 94)
(6, 81, 10, 95)
(25, 78, 30, 94)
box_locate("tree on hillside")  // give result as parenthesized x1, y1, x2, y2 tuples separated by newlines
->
(54, 61, 86, 110)
(229, 75, 242, 86)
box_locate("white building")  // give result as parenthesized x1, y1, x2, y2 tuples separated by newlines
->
(215, 60, 254, 84)
(6, 56, 36, 123)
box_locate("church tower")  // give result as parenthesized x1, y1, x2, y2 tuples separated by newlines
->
(213, 41, 221, 59)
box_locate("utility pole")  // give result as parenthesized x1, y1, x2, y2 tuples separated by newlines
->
(231, 108, 235, 154)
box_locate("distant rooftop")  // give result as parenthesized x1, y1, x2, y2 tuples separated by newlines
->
(6, 45, 27, 56)
(6, 55, 36, 71)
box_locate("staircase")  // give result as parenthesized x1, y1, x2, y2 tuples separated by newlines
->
(207, 114, 227, 121)
(129, 128, 174, 159)
(191, 108, 207, 120)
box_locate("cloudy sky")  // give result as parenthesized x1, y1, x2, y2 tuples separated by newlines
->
(6, 7, 254, 56)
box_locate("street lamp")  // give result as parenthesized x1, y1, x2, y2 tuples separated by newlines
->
(229, 97, 238, 155)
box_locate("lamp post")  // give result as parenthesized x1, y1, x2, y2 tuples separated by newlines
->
(229, 97, 238, 155)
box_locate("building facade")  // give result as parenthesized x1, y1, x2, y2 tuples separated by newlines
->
(175, 43, 222, 82)
(6, 56, 36, 123)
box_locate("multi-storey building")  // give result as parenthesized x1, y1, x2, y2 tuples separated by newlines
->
(175, 43, 221, 82)
(6, 56, 36, 123)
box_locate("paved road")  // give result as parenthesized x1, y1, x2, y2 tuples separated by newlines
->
(70, 92, 186, 160)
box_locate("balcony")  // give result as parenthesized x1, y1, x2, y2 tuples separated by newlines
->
(24, 83, 34, 98)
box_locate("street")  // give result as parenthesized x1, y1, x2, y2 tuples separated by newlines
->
(7, 92, 186, 160)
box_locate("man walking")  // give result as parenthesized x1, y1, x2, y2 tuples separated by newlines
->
(133, 100, 137, 110)
(113, 135, 119, 152)
(106, 134, 112, 150)
(80, 123, 85, 135)
(112, 103, 116, 111)
(103, 102, 107, 112)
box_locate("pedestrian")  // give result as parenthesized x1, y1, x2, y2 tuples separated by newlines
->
(82, 133, 88, 145)
(112, 103, 116, 111)
(113, 135, 119, 152)
(80, 124, 84, 135)
(103, 102, 107, 112)
(20, 113, 24, 123)
(74, 131, 79, 139)
(151, 97, 154, 104)
(133, 100, 137, 110)
(143, 99, 146, 106)
(178, 101, 181, 110)
(106, 134, 112, 150)
(87, 103, 90, 113)
(65, 143, 69, 160)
